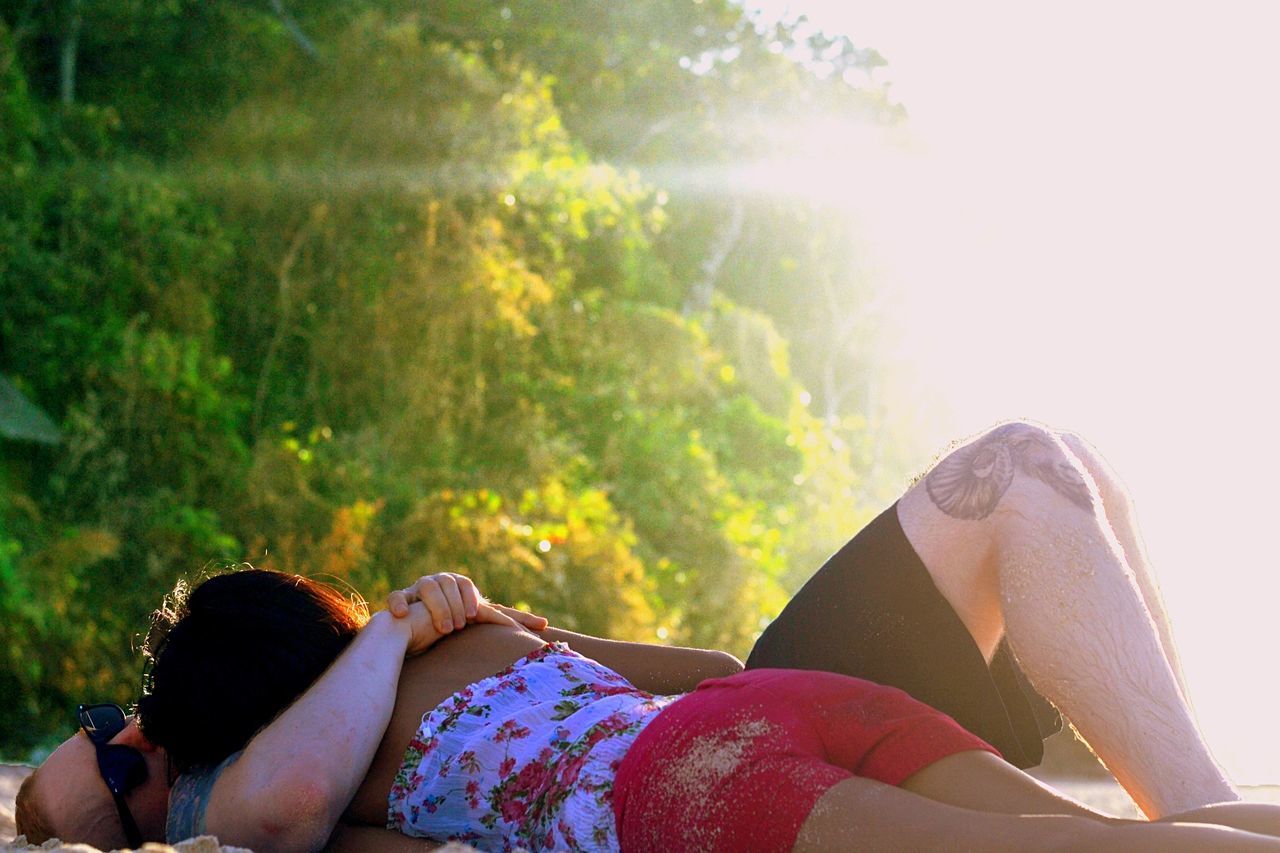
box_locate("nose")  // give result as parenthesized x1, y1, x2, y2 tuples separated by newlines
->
(108, 716, 152, 751)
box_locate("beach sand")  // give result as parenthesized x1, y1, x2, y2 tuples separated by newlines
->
(1041, 777, 1280, 819)
(7, 762, 1280, 851)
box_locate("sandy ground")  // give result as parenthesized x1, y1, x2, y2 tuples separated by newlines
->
(1, 766, 28, 847)
(9, 761, 1280, 851)
(0, 764, 249, 852)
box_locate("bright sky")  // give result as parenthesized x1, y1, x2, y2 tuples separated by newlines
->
(745, 1, 1280, 784)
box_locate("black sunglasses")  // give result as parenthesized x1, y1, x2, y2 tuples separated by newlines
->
(77, 703, 147, 849)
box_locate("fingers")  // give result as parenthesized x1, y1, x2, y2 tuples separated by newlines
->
(492, 603, 549, 631)
(387, 588, 411, 618)
(472, 602, 519, 628)
(418, 576, 462, 634)
(456, 576, 481, 621)
(388, 573, 483, 634)
(398, 600, 444, 657)
(386, 574, 549, 637)
(434, 575, 468, 632)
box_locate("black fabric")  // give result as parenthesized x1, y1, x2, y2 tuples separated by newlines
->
(745, 502, 1060, 769)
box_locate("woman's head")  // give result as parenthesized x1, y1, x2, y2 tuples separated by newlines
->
(137, 568, 368, 772)
(16, 568, 368, 848)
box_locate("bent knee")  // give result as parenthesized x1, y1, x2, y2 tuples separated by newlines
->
(1054, 430, 1130, 509)
(922, 420, 1097, 522)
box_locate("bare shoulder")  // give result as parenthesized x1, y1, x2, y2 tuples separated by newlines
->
(402, 623, 547, 683)
(536, 627, 742, 695)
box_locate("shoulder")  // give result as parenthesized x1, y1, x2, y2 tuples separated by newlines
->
(166, 751, 242, 843)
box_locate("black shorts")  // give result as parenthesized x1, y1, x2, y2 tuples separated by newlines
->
(745, 502, 1061, 768)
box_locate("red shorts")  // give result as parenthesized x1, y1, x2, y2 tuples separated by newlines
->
(611, 668, 999, 852)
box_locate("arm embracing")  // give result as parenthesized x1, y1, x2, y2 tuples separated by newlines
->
(204, 610, 415, 851)
(387, 573, 738, 694)
(200, 573, 528, 852)
(536, 625, 743, 695)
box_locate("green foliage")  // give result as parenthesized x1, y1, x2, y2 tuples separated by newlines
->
(1, 157, 245, 754)
(0, 1, 918, 756)
(377, 482, 656, 639)
(0, 19, 38, 165)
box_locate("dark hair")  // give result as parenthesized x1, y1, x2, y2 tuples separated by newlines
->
(136, 568, 368, 772)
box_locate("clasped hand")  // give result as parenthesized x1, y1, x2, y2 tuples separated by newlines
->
(386, 572, 548, 655)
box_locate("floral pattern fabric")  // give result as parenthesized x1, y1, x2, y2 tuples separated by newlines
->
(387, 642, 678, 852)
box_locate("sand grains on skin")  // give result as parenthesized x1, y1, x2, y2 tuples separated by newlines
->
(634, 713, 779, 850)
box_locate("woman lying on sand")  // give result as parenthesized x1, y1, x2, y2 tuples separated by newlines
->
(20, 421, 1280, 851)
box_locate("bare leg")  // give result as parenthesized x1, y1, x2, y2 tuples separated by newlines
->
(1057, 430, 1187, 696)
(900, 750, 1105, 817)
(795, 774, 1280, 852)
(903, 749, 1280, 839)
(898, 420, 1236, 818)
(1163, 803, 1280, 838)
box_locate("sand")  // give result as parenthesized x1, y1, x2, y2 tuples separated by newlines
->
(0, 764, 250, 852)
(1, 765, 29, 847)
(9, 761, 1280, 851)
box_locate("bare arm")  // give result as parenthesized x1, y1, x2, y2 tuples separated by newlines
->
(200, 573, 527, 852)
(535, 625, 743, 694)
(202, 610, 416, 851)
(391, 582, 734, 695)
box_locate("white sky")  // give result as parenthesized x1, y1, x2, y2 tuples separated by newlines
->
(746, 1, 1280, 784)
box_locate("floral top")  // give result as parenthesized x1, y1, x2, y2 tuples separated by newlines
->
(387, 642, 678, 852)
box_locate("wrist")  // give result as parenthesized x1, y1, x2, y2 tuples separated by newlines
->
(366, 609, 412, 649)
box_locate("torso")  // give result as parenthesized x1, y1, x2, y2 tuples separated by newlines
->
(382, 638, 676, 851)
(345, 623, 548, 824)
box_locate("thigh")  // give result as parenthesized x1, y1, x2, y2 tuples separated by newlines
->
(794, 775, 1080, 852)
(613, 677, 850, 853)
(617, 748, 849, 853)
(797, 777, 1280, 853)
(746, 502, 1057, 768)
(900, 750, 1104, 817)
(613, 669, 1004, 853)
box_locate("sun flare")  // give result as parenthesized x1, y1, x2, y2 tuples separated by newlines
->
(747, 0, 1280, 784)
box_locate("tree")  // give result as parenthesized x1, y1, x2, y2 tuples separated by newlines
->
(0, 0, 914, 755)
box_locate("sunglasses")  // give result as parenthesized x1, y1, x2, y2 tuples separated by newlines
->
(77, 703, 147, 849)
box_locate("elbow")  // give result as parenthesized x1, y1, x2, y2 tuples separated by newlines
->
(281, 778, 343, 852)
(247, 779, 343, 853)
(709, 651, 744, 678)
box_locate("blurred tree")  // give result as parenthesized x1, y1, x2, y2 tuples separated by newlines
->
(0, 0, 916, 757)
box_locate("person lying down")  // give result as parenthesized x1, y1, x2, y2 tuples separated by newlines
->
(20, 420, 1280, 851)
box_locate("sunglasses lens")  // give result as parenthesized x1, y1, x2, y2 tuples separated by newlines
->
(79, 704, 127, 743)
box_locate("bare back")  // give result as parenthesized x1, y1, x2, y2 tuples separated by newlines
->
(345, 623, 547, 824)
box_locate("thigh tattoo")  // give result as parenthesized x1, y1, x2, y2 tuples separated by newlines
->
(926, 424, 1095, 520)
